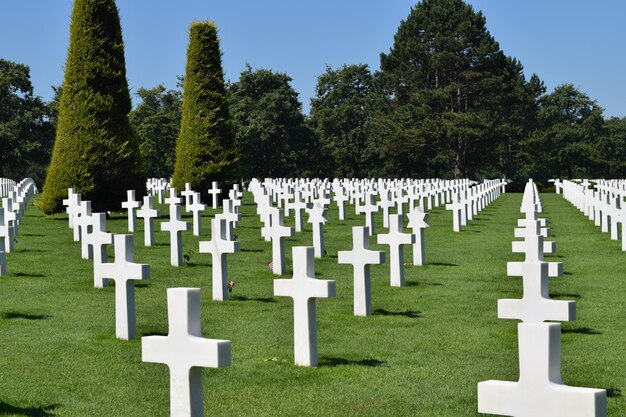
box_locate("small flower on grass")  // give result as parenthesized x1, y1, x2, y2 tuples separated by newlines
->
(267, 261, 273, 271)
(228, 280, 235, 293)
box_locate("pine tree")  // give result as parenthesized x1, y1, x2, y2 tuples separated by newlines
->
(376, 0, 509, 178)
(172, 22, 239, 196)
(40, 0, 144, 213)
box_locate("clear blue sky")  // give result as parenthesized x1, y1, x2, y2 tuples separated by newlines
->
(1, 0, 625, 117)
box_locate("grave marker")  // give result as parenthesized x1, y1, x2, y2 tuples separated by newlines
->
(377, 214, 415, 287)
(268, 208, 294, 275)
(121, 190, 141, 232)
(274, 246, 336, 366)
(142, 288, 231, 417)
(406, 206, 429, 266)
(97, 234, 149, 340)
(306, 203, 327, 258)
(137, 196, 160, 246)
(199, 218, 240, 301)
(338, 226, 385, 316)
(161, 204, 190, 267)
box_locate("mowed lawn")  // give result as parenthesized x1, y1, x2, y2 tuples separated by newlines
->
(0, 191, 624, 416)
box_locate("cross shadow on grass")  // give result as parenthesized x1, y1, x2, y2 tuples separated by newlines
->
(0, 401, 59, 416)
(562, 327, 601, 335)
(550, 292, 580, 299)
(429, 262, 459, 267)
(231, 295, 276, 303)
(374, 309, 421, 319)
(319, 356, 385, 368)
(607, 387, 622, 398)
(11, 272, 47, 278)
(240, 248, 263, 253)
(405, 281, 443, 287)
(2, 312, 51, 320)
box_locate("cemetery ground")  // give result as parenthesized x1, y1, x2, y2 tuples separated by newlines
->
(0, 192, 624, 416)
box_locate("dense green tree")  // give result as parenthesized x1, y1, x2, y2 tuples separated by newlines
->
(0, 59, 54, 186)
(482, 60, 544, 179)
(600, 117, 626, 178)
(129, 85, 182, 178)
(40, 0, 144, 213)
(229, 65, 315, 178)
(309, 64, 377, 178)
(520, 84, 605, 180)
(375, 0, 510, 178)
(172, 21, 239, 195)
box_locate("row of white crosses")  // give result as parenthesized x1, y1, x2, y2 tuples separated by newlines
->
(63, 190, 150, 341)
(560, 179, 626, 250)
(61, 186, 234, 416)
(0, 178, 38, 276)
(445, 179, 507, 232)
(478, 179, 607, 417)
(0, 178, 17, 198)
(146, 177, 170, 204)
(250, 178, 432, 317)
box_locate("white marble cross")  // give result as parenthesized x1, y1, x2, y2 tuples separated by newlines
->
(338, 226, 385, 316)
(86, 213, 113, 288)
(306, 203, 328, 258)
(446, 194, 465, 232)
(0, 245, 5, 276)
(257, 198, 274, 242)
(377, 213, 415, 287)
(161, 204, 190, 267)
(333, 187, 349, 221)
(274, 246, 336, 367)
(121, 190, 141, 232)
(268, 207, 294, 275)
(67, 192, 83, 241)
(0, 217, 6, 275)
(501, 222, 573, 323)
(286, 191, 307, 232)
(142, 288, 231, 417)
(208, 181, 221, 210)
(199, 218, 240, 301)
(97, 234, 149, 340)
(478, 323, 607, 417)
(181, 182, 194, 208)
(0, 209, 14, 254)
(406, 206, 429, 266)
(165, 187, 182, 212)
(378, 190, 395, 228)
(137, 196, 160, 246)
(62, 188, 77, 229)
(357, 194, 379, 236)
(187, 192, 206, 236)
(76, 201, 94, 259)
(221, 199, 240, 229)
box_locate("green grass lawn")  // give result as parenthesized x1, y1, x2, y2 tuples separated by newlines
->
(0, 192, 624, 416)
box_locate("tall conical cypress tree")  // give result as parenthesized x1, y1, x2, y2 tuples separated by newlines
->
(172, 22, 239, 197)
(40, 0, 144, 214)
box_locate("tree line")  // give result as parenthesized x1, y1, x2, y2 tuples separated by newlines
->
(2, 0, 626, 190)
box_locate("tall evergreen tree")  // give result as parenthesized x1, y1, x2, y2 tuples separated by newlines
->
(40, 0, 144, 213)
(229, 66, 314, 179)
(309, 64, 377, 178)
(375, 0, 509, 178)
(172, 21, 239, 195)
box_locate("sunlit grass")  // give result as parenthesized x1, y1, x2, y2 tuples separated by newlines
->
(0, 192, 623, 416)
